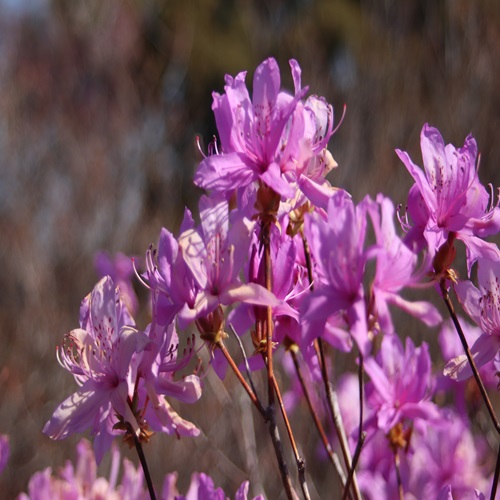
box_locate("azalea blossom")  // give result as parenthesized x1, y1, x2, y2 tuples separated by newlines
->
(161, 472, 265, 500)
(444, 257, 500, 380)
(194, 57, 338, 206)
(19, 439, 148, 500)
(228, 220, 303, 346)
(364, 335, 440, 433)
(437, 316, 497, 416)
(301, 190, 371, 354)
(144, 209, 199, 327)
(365, 194, 441, 335)
(408, 411, 490, 499)
(177, 195, 280, 326)
(136, 320, 202, 438)
(43, 276, 147, 463)
(396, 124, 500, 273)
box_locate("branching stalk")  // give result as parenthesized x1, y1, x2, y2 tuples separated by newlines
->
(229, 323, 260, 402)
(315, 338, 362, 500)
(272, 373, 311, 500)
(289, 346, 349, 493)
(302, 232, 361, 499)
(217, 340, 265, 417)
(342, 432, 366, 500)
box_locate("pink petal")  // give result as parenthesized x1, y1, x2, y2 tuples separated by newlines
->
(194, 152, 256, 193)
(43, 381, 111, 440)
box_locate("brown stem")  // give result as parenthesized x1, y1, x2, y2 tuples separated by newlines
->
(273, 373, 311, 500)
(491, 444, 500, 500)
(315, 338, 362, 500)
(217, 340, 265, 417)
(264, 236, 275, 407)
(130, 428, 156, 500)
(357, 353, 365, 455)
(393, 448, 404, 500)
(219, 338, 296, 497)
(256, 198, 296, 498)
(289, 346, 349, 493)
(342, 432, 366, 500)
(441, 281, 500, 434)
(266, 404, 299, 499)
(302, 232, 361, 499)
(228, 323, 260, 403)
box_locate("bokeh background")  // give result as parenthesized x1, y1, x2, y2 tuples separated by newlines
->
(1, 0, 500, 498)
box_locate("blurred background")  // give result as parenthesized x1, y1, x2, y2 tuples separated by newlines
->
(1, 0, 500, 497)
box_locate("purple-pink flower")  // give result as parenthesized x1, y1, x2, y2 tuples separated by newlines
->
(177, 195, 279, 325)
(365, 194, 441, 335)
(144, 210, 199, 327)
(408, 411, 490, 499)
(301, 190, 371, 354)
(162, 472, 264, 500)
(19, 439, 147, 500)
(136, 321, 202, 438)
(194, 57, 337, 206)
(43, 276, 147, 463)
(364, 335, 440, 433)
(445, 257, 500, 380)
(396, 124, 500, 273)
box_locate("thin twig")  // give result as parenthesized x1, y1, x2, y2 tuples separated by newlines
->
(342, 432, 366, 500)
(258, 204, 296, 499)
(289, 346, 349, 492)
(357, 353, 365, 455)
(267, 403, 298, 500)
(491, 444, 500, 500)
(264, 237, 275, 407)
(315, 338, 362, 500)
(229, 323, 260, 401)
(302, 232, 361, 499)
(217, 340, 266, 416)
(131, 430, 157, 500)
(441, 281, 500, 434)
(219, 337, 296, 497)
(273, 373, 311, 500)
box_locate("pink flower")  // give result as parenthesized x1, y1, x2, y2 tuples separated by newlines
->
(396, 124, 500, 273)
(161, 472, 264, 500)
(301, 190, 371, 354)
(409, 411, 490, 498)
(136, 321, 202, 438)
(43, 277, 148, 463)
(365, 194, 441, 334)
(144, 209, 199, 327)
(195, 58, 337, 205)
(19, 439, 148, 499)
(444, 257, 500, 380)
(437, 316, 497, 415)
(364, 335, 440, 433)
(177, 195, 279, 325)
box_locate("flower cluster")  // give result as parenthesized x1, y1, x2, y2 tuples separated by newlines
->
(42, 57, 500, 499)
(19, 439, 261, 500)
(43, 276, 201, 464)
